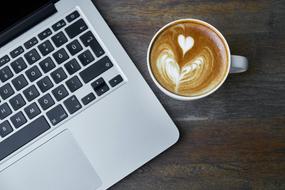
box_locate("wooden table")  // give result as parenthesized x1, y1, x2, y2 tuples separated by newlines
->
(92, 1, 285, 189)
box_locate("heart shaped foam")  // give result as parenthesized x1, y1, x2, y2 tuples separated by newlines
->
(178, 34, 194, 56)
(156, 48, 205, 92)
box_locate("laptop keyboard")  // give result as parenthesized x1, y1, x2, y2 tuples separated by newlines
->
(0, 10, 124, 161)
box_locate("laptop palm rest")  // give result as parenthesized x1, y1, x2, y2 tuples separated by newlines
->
(0, 130, 102, 190)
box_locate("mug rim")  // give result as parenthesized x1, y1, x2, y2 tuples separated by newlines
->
(147, 18, 231, 101)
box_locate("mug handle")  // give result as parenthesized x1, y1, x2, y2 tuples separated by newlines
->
(230, 55, 248, 73)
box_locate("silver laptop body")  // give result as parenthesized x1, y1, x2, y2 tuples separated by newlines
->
(0, 0, 179, 189)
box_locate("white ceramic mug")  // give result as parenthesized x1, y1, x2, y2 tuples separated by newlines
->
(147, 19, 248, 101)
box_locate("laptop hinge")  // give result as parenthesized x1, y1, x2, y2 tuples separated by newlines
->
(0, 1, 58, 48)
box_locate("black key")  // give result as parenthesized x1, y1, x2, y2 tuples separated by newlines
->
(9, 94, 26, 111)
(24, 49, 41, 65)
(80, 31, 105, 57)
(90, 77, 105, 89)
(0, 121, 13, 138)
(38, 28, 53, 40)
(52, 84, 69, 101)
(37, 76, 54, 93)
(39, 57, 56, 73)
(81, 93, 96, 105)
(47, 105, 68, 126)
(51, 67, 67, 84)
(38, 40, 55, 56)
(10, 46, 24, 58)
(78, 50, 94, 66)
(24, 103, 41, 119)
(38, 94, 55, 110)
(10, 112, 27, 129)
(66, 40, 83, 55)
(66, 76, 82, 92)
(91, 78, 110, 96)
(0, 116, 50, 161)
(64, 95, 82, 114)
(53, 48, 69, 64)
(0, 83, 14, 100)
(23, 85, 40, 102)
(12, 75, 28, 91)
(0, 55, 10, 67)
(66, 11, 80, 23)
(0, 66, 14, 83)
(24, 37, 38, 49)
(25, 66, 42, 82)
(109, 75, 123, 87)
(64, 59, 81, 75)
(79, 56, 113, 83)
(11, 57, 27, 74)
(0, 103, 12, 120)
(52, 19, 66, 31)
(94, 84, 109, 96)
(51, 31, 68, 47)
(65, 19, 88, 39)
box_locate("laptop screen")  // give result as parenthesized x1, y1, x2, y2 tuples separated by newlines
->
(0, 0, 52, 34)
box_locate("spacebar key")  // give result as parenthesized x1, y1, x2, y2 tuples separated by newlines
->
(0, 116, 50, 161)
(79, 56, 113, 83)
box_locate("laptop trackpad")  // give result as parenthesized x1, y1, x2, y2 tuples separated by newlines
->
(0, 130, 102, 190)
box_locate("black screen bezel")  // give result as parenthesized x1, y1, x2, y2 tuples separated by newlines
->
(0, 0, 57, 35)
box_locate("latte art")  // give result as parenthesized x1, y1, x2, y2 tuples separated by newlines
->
(150, 20, 229, 97)
(178, 35, 194, 56)
(156, 36, 215, 93)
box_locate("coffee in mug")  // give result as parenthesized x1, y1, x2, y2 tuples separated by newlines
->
(147, 19, 248, 100)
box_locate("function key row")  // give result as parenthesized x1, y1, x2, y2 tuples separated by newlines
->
(52, 19, 66, 32)
(10, 46, 24, 59)
(0, 11, 81, 68)
(66, 11, 80, 23)
(38, 28, 52, 41)
(0, 55, 10, 68)
(38, 10, 80, 41)
(24, 37, 38, 50)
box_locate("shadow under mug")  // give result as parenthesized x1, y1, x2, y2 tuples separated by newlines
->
(147, 19, 249, 101)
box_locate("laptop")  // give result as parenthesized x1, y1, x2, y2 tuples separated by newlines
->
(0, 0, 179, 189)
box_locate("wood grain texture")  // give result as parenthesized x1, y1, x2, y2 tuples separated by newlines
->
(92, 0, 285, 189)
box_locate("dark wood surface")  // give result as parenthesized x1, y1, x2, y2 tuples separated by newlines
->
(93, 1, 285, 189)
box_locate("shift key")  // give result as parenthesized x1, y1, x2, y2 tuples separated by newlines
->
(79, 56, 113, 83)
(0, 116, 50, 161)
(47, 105, 68, 126)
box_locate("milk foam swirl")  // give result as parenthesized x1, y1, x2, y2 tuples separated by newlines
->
(156, 38, 215, 93)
